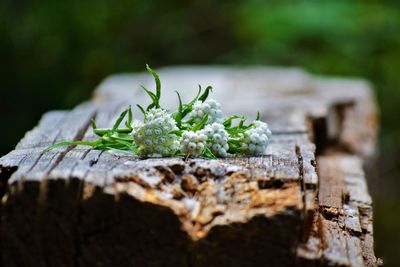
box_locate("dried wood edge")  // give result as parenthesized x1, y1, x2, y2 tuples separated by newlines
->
(297, 154, 381, 267)
(312, 77, 378, 160)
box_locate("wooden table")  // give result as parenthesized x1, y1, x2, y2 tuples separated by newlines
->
(0, 66, 380, 266)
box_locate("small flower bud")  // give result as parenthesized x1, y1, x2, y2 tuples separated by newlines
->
(200, 123, 229, 157)
(188, 99, 224, 124)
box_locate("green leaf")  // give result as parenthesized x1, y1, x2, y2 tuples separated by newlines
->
(173, 91, 183, 127)
(180, 85, 202, 118)
(177, 122, 191, 131)
(140, 85, 156, 99)
(169, 130, 182, 136)
(227, 139, 243, 154)
(94, 128, 132, 136)
(125, 105, 133, 129)
(136, 104, 146, 118)
(110, 133, 134, 142)
(192, 114, 208, 132)
(256, 111, 260, 121)
(141, 85, 158, 110)
(181, 105, 193, 119)
(114, 139, 139, 154)
(238, 116, 247, 128)
(198, 86, 213, 102)
(146, 64, 161, 101)
(112, 108, 129, 131)
(91, 118, 97, 130)
(202, 147, 217, 159)
(223, 115, 243, 128)
(191, 85, 202, 104)
(93, 128, 107, 136)
(140, 64, 162, 110)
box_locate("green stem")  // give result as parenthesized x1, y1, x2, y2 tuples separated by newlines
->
(94, 128, 132, 136)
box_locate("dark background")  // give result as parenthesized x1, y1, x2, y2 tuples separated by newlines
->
(1, 0, 399, 265)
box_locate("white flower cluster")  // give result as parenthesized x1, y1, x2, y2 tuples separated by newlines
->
(53, 65, 273, 159)
(201, 123, 229, 157)
(180, 131, 208, 156)
(131, 119, 144, 133)
(253, 121, 272, 138)
(189, 99, 224, 124)
(133, 108, 179, 156)
(240, 121, 272, 156)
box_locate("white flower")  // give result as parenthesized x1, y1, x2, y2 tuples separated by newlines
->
(200, 123, 229, 157)
(240, 121, 271, 156)
(133, 108, 179, 156)
(188, 99, 223, 124)
(253, 120, 272, 138)
(131, 119, 144, 134)
(180, 131, 207, 156)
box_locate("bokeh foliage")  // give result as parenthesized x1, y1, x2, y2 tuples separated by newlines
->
(1, 0, 399, 265)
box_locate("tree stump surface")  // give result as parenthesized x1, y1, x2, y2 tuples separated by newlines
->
(0, 66, 380, 267)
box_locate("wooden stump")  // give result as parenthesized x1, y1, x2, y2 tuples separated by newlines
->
(0, 66, 380, 266)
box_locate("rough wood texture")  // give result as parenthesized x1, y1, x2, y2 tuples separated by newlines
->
(0, 66, 379, 267)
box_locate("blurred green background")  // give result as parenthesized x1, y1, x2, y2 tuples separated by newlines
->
(1, 0, 399, 265)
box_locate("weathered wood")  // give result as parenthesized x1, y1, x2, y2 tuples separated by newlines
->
(0, 66, 379, 267)
(298, 154, 379, 267)
(318, 156, 345, 212)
